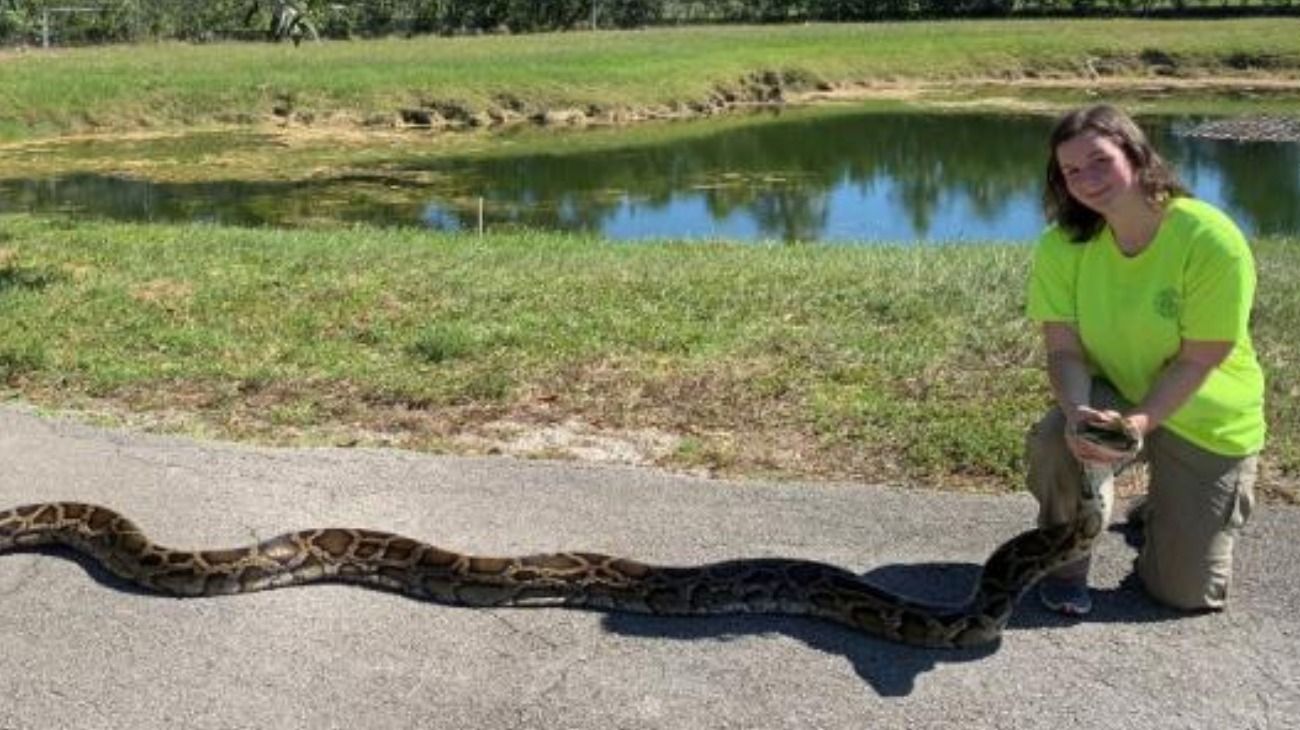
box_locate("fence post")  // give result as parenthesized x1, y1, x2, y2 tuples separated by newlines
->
(42, 10, 50, 48)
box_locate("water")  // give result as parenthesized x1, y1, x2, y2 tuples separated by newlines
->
(2, 110, 1297, 242)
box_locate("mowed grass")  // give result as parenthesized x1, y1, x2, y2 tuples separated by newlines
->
(1, 215, 1295, 498)
(2, 19, 1300, 140)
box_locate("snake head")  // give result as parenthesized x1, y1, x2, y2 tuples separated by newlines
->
(1074, 419, 1141, 503)
(1075, 419, 1142, 458)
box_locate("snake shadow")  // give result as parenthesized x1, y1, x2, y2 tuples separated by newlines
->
(599, 560, 996, 697)
(9, 545, 988, 695)
(8, 519, 1181, 698)
(1, 544, 159, 598)
(601, 529, 1183, 697)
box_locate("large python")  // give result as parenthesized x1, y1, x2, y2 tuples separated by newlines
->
(0, 425, 1138, 649)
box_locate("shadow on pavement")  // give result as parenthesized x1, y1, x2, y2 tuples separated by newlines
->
(1, 544, 157, 597)
(600, 559, 1004, 697)
(5, 521, 1182, 699)
(601, 609, 996, 697)
(7, 542, 987, 696)
(1006, 519, 1185, 632)
(603, 550, 1184, 697)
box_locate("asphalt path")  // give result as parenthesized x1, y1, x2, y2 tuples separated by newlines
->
(2, 404, 1298, 729)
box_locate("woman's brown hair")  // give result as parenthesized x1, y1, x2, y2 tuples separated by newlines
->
(1044, 104, 1189, 242)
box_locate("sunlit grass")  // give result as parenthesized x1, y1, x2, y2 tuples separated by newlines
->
(1, 215, 1294, 498)
(2, 19, 1298, 140)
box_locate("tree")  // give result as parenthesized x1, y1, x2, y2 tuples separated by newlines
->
(244, 0, 319, 43)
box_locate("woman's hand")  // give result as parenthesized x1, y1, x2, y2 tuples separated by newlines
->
(1064, 406, 1140, 466)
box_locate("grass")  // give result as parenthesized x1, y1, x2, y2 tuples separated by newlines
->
(1, 20, 1295, 496)
(2, 19, 1300, 141)
(1, 214, 1295, 499)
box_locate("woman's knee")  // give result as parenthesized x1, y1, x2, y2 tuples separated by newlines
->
(1138, 559, 1231, 611)
(1025, 407, 1086, 525)
(1139, 438, 1256, 611)
(1025, 408, 1069, 466)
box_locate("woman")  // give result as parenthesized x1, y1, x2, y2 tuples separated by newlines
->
(1025, 104, 1265, 616)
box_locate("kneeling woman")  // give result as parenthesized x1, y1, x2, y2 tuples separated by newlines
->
(1025, 104, 1265, 616)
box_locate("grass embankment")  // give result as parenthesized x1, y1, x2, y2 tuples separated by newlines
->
(1, 215, 1295, 499)
(3, 19, 1300, 141)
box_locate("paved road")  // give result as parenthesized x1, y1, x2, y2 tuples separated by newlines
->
(2, 404, 1298, 729)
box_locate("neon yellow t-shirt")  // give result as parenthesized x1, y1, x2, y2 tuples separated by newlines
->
(1026, 197, 1265, 456)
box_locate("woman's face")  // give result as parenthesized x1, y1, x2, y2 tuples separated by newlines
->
(1055, 131, 1140, 215)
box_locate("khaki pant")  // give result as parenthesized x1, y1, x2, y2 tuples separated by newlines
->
(1026, 379, 1257, 610)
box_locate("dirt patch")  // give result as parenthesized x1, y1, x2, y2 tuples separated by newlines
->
(6, 375, 1296, 502)
(454, 417, 682, 467)
(130, 278, 195, 307)
(0, 47, 41, 63)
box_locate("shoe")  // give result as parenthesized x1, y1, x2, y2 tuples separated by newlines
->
(1038, 577, 1093, 616)
(1038, 556, 1093, 616)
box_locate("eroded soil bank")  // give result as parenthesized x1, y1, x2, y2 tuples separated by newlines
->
(183, 74, 1300, 140)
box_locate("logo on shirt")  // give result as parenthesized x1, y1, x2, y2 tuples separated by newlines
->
(1154, 287, 1182, 320)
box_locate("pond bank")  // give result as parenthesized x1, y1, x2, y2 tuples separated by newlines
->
(7, 72, 1299, 146)
(295, 75, 1300, 139)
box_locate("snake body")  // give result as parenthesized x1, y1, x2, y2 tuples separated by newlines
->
(0, 499, 1094, 649)
(0, 424, 1136, 649)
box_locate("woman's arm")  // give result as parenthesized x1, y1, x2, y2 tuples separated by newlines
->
(1042, 322, 1092, 422)
(1043, 322, 1144, 464)
(1042, 322, 1120, 464)
(1124, 339, 1233, 436)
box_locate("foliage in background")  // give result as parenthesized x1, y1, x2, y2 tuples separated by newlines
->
(1, 0, 1297, 46)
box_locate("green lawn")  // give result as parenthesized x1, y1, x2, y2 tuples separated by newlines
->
(3, 19, 1299, 140)
(2, 215, 1295, 499)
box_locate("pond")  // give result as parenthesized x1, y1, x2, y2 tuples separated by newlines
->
(2, 108, 1297, 242)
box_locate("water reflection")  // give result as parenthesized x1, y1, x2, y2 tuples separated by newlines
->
(419, 112, 1049, 241)
(417, 112, 1298, 241)
(1, 111, 1296, 242)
